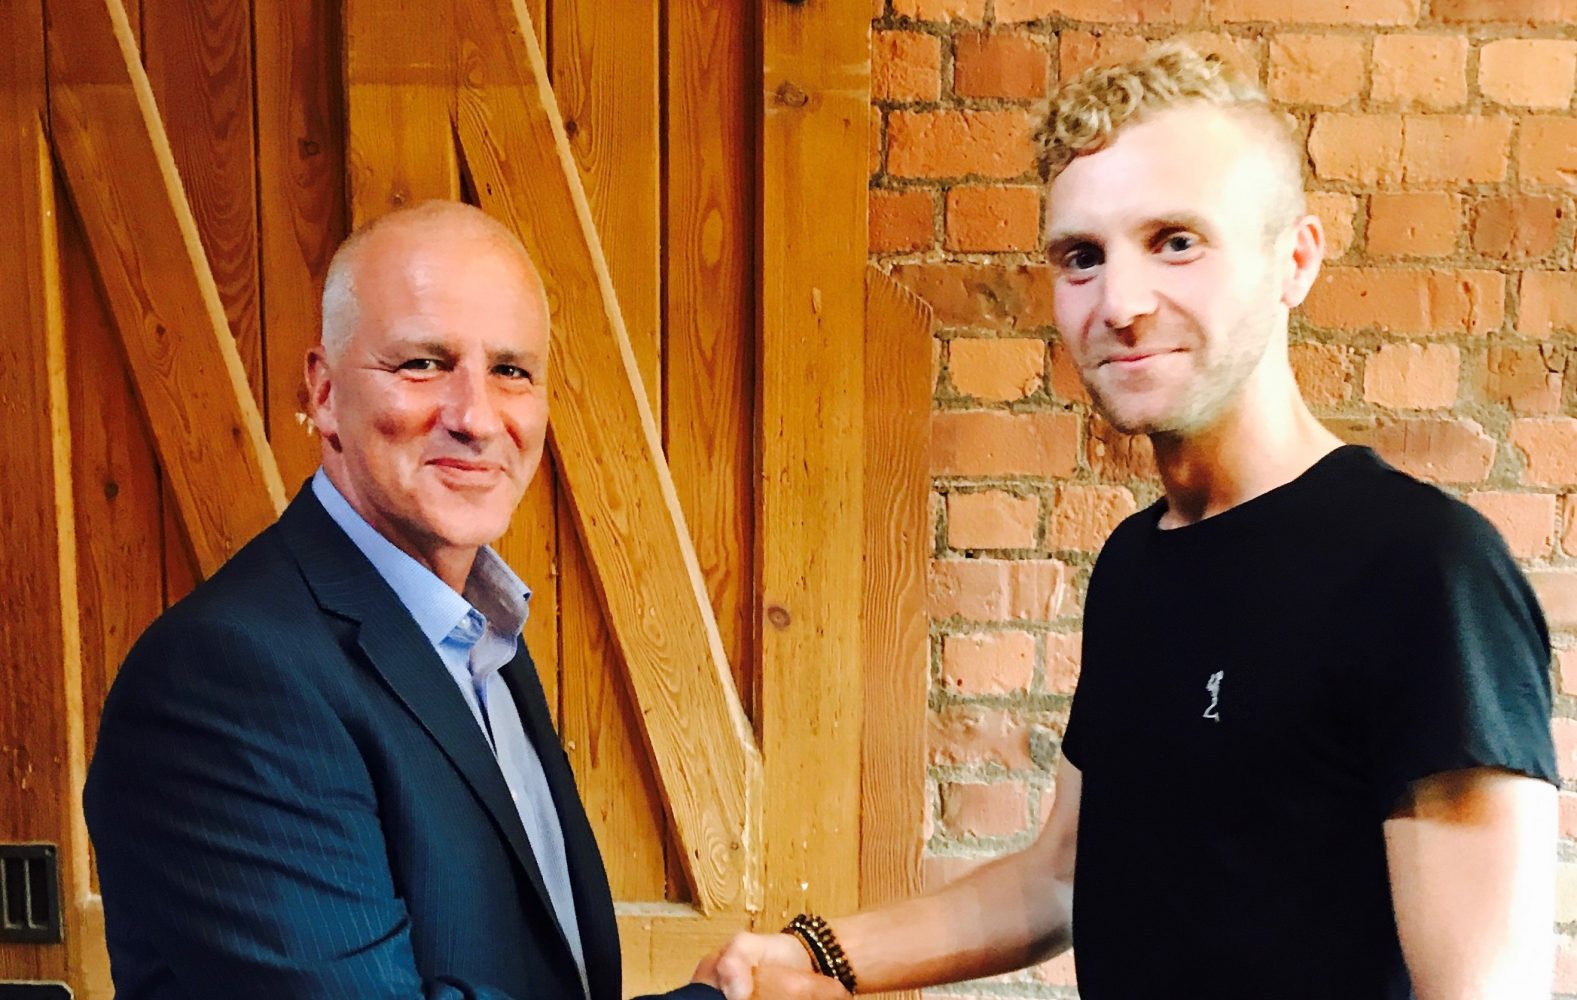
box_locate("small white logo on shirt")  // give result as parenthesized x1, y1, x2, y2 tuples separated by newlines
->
(1203, 670, 1223, 722)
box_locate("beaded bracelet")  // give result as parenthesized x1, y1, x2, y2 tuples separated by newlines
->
(783, 912, 858, 993)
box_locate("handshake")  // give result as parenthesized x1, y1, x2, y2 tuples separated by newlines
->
(690, 925, 854, 1000)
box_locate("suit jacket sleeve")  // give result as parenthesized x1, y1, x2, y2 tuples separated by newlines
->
(84, 617, 529, 1000)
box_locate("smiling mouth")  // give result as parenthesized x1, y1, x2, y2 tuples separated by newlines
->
(428, 458, 504, 476)
(1101, 348, 1185, 367)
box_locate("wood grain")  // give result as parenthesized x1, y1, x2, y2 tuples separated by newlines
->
(344, 0, 458, 226)
(0, 6, 79, 976)
(494, 457, 561, 724)
(455, 0, 761, 914)
(758, 0, 871, 925)
(142, 0, 263, 405)
(858, 270, 932, 1000)
(665, 0, 757, 715)
(254, 0, 347, 490)
(47, 0, 285, 576)
(616, 905, 750, 993)
(550, 0, 672, 903)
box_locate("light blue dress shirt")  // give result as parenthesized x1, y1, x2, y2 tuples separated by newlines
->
(312, 471, 588, 995)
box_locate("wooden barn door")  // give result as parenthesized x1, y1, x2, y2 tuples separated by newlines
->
(0, 0, 931, 995)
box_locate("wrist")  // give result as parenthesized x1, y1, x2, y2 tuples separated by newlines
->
(771, 930, 817, 973)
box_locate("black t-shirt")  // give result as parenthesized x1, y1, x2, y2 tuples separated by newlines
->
(1062, 445, 1558, 1000)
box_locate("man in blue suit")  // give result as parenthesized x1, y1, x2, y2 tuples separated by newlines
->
(84, 200, 722, 1000)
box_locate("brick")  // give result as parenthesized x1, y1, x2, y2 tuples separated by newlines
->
(1562, 789, 1577, 837)
(1212, 0, 1420, 23)
(1561, 645, 1577, 693)
(1559, 934, 1577, 996)
(1401, 115, 1512, 185)
(940, 781, 1029, 838)
(929, 558, 1077, 621)
(949, 337, 1045, 402)
(1032, 950, 1079, 988)
(874, 31, 942, 103)
(1049, 338, 1093, 404)
(1511, 417, 1577, 485)
(1045, 485, 1139, 551)
(1479, 39, 1577, 109)
(1464, 491, 1555, 559)
(1432, 0, 1577, 24)
(1268, 34, 1365, 106)
(870, 189, 936, 254)
(887, 109, 1037, 180)
(947, 490, 1040, 549)
(871, 107, 885, 175)
(1304, 267, 1504, 335)
(1366, 192, 1460, 257)
(1555, 716, 1577, 778)
(929, 706, 1034, 767)
(892, 262, 1056, 330)
(1479, 343, 1563, 414)
(931, 410, 1078, 477)
(1044, 630, 1082, 694)
(1337, 417, 1495, 484)
(1174, 32, 1262, 82)
(1520, 272, 1577, 337)
(941, 630, 1036, 693)
(892, 0, 987, 21)
(1371, 35, 1468, 109)
(1517, 116, 1577, 188)
(1057, 30, 1151, 81)
(1473, 195, 1564, 259)
(944, 185, 1042, 253)
(1290, 341, 1354, 406)
(953, 32, 1049, 100)
(1560, 861, 1577, 923)
(1307, 192, 1357, 258)
(1087, 416, 1157, 481)
(1308, 114, 1405, 185)
(995, 0, 1203, 23)
(1363, 342, 1459, 409)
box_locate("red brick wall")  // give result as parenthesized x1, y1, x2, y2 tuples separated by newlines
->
(869, 2, 1577, 995)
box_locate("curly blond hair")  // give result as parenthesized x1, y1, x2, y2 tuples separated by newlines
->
(1040, 43, 1305, 229)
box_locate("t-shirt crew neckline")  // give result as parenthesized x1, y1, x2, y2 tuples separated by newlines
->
(1145, 444, 1372, 545)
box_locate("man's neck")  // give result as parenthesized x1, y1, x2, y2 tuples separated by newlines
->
(1150, 379, 1342, 529)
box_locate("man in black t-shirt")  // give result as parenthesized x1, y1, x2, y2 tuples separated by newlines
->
(697, 43, 1558, 1000)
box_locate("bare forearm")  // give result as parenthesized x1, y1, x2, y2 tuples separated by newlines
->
(830, 847, 1072, 992)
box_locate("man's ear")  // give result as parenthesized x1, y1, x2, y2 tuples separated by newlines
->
(304, 344, 339, 448)
(1280, 213, 1325, 310)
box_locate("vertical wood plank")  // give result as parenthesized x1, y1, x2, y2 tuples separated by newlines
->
(0, 3, 79, 979)
(666, 0, 757, 717)
(859, 270, 931, 1000)
(47, 0, 285, 576)
(456, 0, 761, 913)
(494, 460, 561, 725)
(344, 0, 457, 225)
(142, 0, 264, 405)
(254, 0, 348, 490)
(550, 0, 669, 902)
(758, 0, 870, 924)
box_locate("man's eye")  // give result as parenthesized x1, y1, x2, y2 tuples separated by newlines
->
(1158, 232, 1200, 257)
(1061, 245, 1103, 272)
(494, 364, 533, 381)
(397, 358, 442, 372)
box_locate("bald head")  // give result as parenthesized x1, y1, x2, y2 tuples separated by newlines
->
(320, 200, 548, 361)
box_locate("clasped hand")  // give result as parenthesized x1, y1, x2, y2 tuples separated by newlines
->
(691, 931, 852, 1000)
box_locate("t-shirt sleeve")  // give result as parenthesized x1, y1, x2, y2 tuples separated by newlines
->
(1360, 500, 1558, 817)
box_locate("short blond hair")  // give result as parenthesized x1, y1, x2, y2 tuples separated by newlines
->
(1039, 44, 1305, 230)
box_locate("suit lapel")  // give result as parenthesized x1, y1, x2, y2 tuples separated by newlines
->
(501, 655, 621, 1000)
(275, 487, 576, 970)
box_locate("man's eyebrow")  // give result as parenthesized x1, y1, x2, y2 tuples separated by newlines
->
(1045, 229, 1097, 255)
(488, 347, 537, 367)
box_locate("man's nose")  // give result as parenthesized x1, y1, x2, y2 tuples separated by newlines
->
(1097, 246, 1158, 333)
(442, 366, 504, 440)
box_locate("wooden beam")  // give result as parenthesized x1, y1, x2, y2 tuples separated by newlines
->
(455, 0, 761, 914)
(758, 0, 871, 924)
(254, 0, 348, 489)
(47, 0, 285, 577)
(859, 270, 932, 996)
(616, 906, 751, 993)
(344, 0, 458, 225)
(666, 0, 757, 715)
(0, 1, 81, 981)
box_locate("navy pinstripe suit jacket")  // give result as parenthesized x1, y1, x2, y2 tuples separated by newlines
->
(85, 486, 722, 1000)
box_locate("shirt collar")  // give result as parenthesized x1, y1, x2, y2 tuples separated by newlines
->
(311, 470, 531, 648)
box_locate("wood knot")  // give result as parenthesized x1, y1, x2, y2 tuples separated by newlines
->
(766, 605, 792, 629)
(774, 81, 809, 108)
(564, 118, 580, 139)
(297, 138, 321, 159)
(103, 480, 119, 500)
